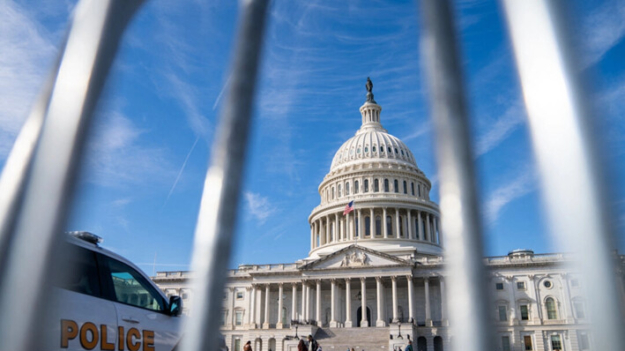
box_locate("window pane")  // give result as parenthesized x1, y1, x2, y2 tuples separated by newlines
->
(376, 217, 381, 235)
(55, 245, 101, 297)
(502, 336, 510, 351)
(235, 311, 243, 325)
(106, 257, 164, 311)
(384, 179, 389, 192)
(355, 181, 359, 194)
(394, 179, 399, 193)
(364, 179, 369, 192)
(517, 282, 525, 290)
(496, 283, 504, 290)
(523, 336, 533, 351)
(374, 179, 379, 192)
(365, 217, 371, 236)
(551, 335, 562, 351)
(546, 298, 557, 319)
(521, 305, 529, 320)
(499, 306, 507, 321)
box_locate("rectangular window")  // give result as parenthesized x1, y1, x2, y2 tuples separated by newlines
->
(235, 311, 243, 325)
(346, 182, 350, 195)
(496, 282, 504, 290)
(235, 339, 242, 351)
(579, 333, 589, 350)
(236, 291, 244, 299)
(355, 181, 359, 194)
(418, 184, 421, 197)
(502, 336, 511, 351)
(551, 335, 562, 351)
(394, 179, 399, 193)
(364, 179, 369, 192)
(403, 180, 407, 194)
(332, 187, 335, 199)
(523, 336, 533, 351)
(411, 182, 415, 195)
(520, 305, 529, 320)
(338, 184, 342, 197)
(374, 179, 379, 192)
(517, 281, 526, 290)
(498, 306, 508, 322)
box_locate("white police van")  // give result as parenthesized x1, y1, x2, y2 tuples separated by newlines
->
(49, 231, 183, 351)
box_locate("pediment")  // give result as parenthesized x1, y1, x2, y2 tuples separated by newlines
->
(301, 245, 412, 270)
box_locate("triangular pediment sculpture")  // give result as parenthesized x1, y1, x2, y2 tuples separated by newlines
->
(300, 245, 412, 270)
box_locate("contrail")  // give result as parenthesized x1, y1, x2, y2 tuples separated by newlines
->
(161, 135, 201, 210)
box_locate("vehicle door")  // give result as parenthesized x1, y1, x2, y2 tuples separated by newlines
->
(99, 255, 180, 351)
(49, 244, 118, 351)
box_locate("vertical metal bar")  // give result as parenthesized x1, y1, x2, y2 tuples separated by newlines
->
(418, 1, 493, 351)
(0, 0, 144, 350)
(181, 0, 270, 350)
(501, 1, 625, 349)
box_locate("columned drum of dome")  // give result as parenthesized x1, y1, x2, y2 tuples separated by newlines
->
(308, 81, 442, 259)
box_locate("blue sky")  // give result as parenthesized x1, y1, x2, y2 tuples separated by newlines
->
(1, 0, 624, 274)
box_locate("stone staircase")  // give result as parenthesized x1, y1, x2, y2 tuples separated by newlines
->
(315, 327, 389, 351)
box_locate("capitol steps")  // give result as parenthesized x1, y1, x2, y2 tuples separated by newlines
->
(315, 327, 389, 351)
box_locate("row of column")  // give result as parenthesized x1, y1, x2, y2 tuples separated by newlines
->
(311, 209, 439, 248)
(244, 277, 445, 329)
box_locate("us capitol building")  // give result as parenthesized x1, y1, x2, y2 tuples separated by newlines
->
(152, 80, 625, 351)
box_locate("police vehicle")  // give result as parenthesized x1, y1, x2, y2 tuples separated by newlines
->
(49, 231, 183, 351)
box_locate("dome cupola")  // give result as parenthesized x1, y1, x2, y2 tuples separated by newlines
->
(308, 79, 442, 260)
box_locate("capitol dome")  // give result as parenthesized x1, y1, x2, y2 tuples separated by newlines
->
(307, 79, 441, 260)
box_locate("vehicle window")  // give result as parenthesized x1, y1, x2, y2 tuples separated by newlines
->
(104, 256, 164, 312)
(55, 245, 101, 297)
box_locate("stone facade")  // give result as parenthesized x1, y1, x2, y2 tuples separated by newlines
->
(152, 87, 625, 351)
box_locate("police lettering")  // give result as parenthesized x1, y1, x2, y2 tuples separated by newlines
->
(61, 319, 155, 351)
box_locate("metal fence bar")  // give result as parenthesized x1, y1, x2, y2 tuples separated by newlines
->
(0, 1, 144, 350)
(180, 0, 270, 351)
(419, 1, 493, 351)
(502, 1, 625, 349)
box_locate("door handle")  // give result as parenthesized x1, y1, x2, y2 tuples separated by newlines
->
(122, 316, 140, 324)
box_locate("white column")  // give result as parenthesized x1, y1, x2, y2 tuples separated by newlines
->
(383, 208, 388, 238)
(357, 209, 363, 239)
(407, 276, 414, 324)
(407, 210, 412, 239)
(425, 213, 431, 241)
(370, 208, 375, 237)
(417, 211, 422, 240)
(425, 278, 432, 326)
(306, 283, 311, 322)
(345, 278, 353, 327)
(277, 283, 284, 329)
(263, 285, 270, 329)
(250, 286, 256, 328)
(335, 213, 339, 243)
(376, 277, 385, 327)
(229, 287, 236, 328)
(247, 287, 253, 326)
(395, 208, 401, 237)
(300, 282, 305, 321)
(392, 276, 398, 323)
(330, 279, 338, 327)
(440, 277, 447, 326)
(291, 284, 297, 322)
(360, 277, 368, 327)
(346, 212, 351, 240)
(316, 280, 322, 324)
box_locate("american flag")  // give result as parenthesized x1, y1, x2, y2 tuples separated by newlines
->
(343, 201, 354, 215)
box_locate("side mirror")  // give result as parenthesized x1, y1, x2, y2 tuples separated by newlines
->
(169, 295, 183, 316)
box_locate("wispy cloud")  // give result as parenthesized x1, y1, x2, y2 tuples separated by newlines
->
(244, 192, 276, 224)
(0, 1, 57, 157)
(579, 0, 625, 68)
(475, 102, 525, 157)
(485, 170, 537, 224)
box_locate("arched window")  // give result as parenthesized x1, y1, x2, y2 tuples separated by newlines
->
(365, 217, 371, 236)
(399, 216, 404, 237)
(346, 182, 350, 195)
(386, 216, 392, 236)
(364, 179, 369, 192)
(403, 180, 407, 194)
(355, 180, 359, 194)
(433, 336, 443, 351)
(338, 184, 342, 197)
(546, 297, 558, 320)
(375, 216, 382, 235)
(374, 179, 379, 192)
(365, 146, 369, 153)
(384, 179, 389, 192)
(373, 145, 377, 152)
(394, 179, 399, 193)
(411, 182, 415, 196)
